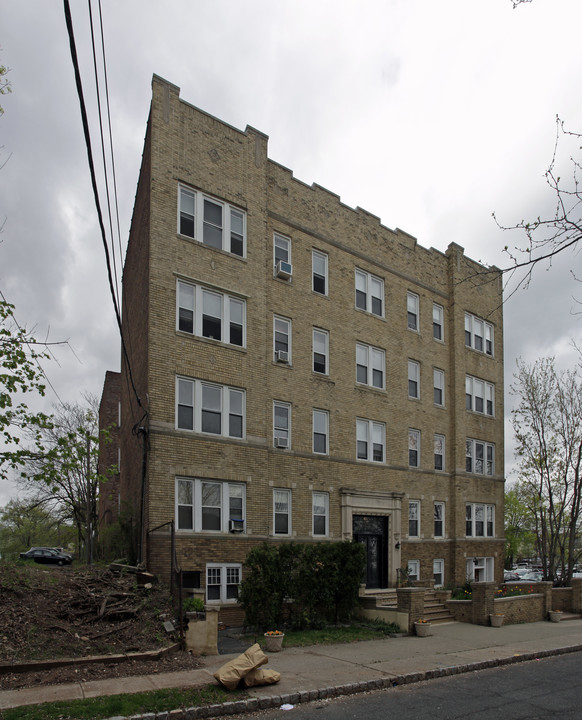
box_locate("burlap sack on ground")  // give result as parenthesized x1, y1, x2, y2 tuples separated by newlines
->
(213, 643, 269, 690)
(243, 666, 281, 687)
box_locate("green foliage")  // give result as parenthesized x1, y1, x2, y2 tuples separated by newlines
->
(1, 684, 238, 720)
(97, 502, 139, 563)
(495, 584, 535, 598)
(0, 498, 74, 560)
(238, 541, 365, 631)
(183, 596, 205, 612)
(451, 581, 473, 600)
(504, 485, 536, 567)
(0, 299, 56, 480)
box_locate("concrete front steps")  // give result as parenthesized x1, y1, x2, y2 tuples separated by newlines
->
(362, 588, 456, 625)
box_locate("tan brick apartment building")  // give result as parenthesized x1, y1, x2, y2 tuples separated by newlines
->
(111, 74, 504, 617)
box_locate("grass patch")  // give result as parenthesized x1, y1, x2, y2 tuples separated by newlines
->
(2, 685, 241, 720)
(2, 621, 401, 720)
(245, 620, 402, 648)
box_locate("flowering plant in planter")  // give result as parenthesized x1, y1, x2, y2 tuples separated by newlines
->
(265, 630, 284, 636)
(415, 618, 430, 623)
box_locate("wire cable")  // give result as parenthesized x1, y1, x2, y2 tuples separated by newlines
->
(63, 0, 146, 415)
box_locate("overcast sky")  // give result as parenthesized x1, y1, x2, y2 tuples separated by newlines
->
(1, 0, 582, 506)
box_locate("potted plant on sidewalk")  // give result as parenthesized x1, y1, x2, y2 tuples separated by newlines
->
(548, 610, 563, 623)
(264, 630, 285, 652)
(489, 613, 505, 628)
(414, 619, 432, 637)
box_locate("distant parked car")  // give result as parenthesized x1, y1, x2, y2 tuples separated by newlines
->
(19, 547, 72, 566)
(513, 571, 543, 582)
(504, 571, 521, 581)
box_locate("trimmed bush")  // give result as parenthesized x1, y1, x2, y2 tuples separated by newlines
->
(238, 541, 365, 631)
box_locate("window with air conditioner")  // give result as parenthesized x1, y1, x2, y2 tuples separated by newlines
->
(273, 402, 291, 448)
(274, 233, 292, 278)
(176, 478, 246, 533)
(274, 316, 292, 364)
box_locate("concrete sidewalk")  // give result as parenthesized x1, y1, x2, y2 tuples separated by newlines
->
(2, 620, 582, 716)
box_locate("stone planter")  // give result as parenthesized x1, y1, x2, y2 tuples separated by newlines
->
(414, 621, 432, 637)
(549, 610, 563, 623)
(489, 613, 505, 628)
(264, 632, 285, 652)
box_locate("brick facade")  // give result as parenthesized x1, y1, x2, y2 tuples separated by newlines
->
(97, 371, 121, 526)
(112, 75, 505, 620)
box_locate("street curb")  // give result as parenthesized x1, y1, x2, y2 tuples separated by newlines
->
(106, 643, 582, 720)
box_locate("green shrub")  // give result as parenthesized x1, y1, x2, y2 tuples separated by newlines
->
(183, 596, 205, 612)
(238, 541, 365, 631)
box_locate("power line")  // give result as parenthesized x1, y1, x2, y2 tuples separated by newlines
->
(63, 0, 146, 416)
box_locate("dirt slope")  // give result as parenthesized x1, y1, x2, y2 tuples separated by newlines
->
(0, 562, 201, 690)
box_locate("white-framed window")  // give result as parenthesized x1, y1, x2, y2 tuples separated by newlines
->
(274, 232, 291, 265)
(407, 560, 420, 581)
(178, 185, 245, 257)
(466, 503, 495, 537)
(274, 488, 291, 535)
(408, 360, 420, 399)
(206, 563, 241, 603)
(356, 419, 386, 463)
(176, 478, 246, 532)
(465, 312, 494, 356)
(466, 439, 495, 475)
(409, 501, 420, 537)
(273, 401, 291, 448)
(409, 429, 420, 468)
(313, 328, 329, 375)
(466, 376, 495, 416)
(434, 434, 445, 471)
(313, 409, 329, 455)
(274, 315, 292, 363)
(466, 557, 494, 583)
(433, 368, 445, 406)
(312, 250, 328, 295)
(355, 269, 384, 317)
(407, 292, 419, 331)
(312, 491, 329, 536)
(433, 559, 444, 587)
(433, 303, 444, 341)
(434, 502, 445, 537)
(177, 280, 245, 347)
(356, 343, 385, 389)
(176, 377, 245, 438)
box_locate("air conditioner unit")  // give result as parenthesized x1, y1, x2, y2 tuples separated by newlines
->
(229, 519, 245, 533)
(275, 437, 288, 449)
(276, 350, 289, 363)
(275, 260, 293, 279)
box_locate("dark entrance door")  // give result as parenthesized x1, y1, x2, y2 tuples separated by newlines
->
(353, 515, 388, 589)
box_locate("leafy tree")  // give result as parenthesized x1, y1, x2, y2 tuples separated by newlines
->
(511, 357, 582, 583)
(504, 485, 536, 567)
(18, 395, 114, 563)
(0, 497, 74, 560)
(0, 298, 57, 479)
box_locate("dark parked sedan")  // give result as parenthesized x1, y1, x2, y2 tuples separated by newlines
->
(19, 547, 73, 565)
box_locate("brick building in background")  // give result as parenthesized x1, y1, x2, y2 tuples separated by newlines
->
(97, 370, 121, 527)
(103, 74, 505, 621)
